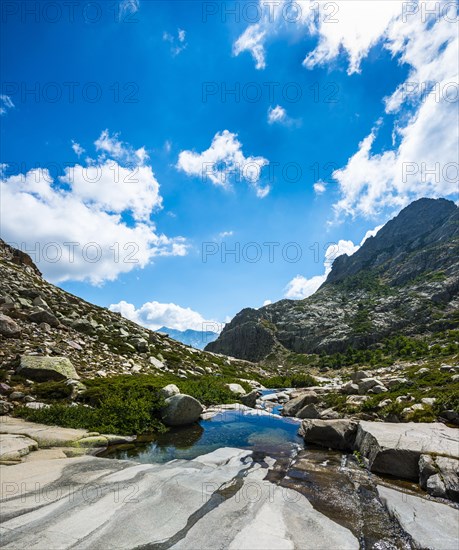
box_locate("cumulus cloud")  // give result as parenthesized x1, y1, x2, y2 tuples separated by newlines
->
(332, 6, 459, 217)
(233, 1, 458, 217)
(0, 134, 186, 284)
(268, 105, 287, 124)
(0, 95, 14, 116)
(177, 130, 270, 198)
(313, 181, 326, 195)
(109, 300, 217, 332)
(284, 226, 382, 299)
(71, 141, 85, 157)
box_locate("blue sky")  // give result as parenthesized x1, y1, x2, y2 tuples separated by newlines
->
(1, 0, 458, 331)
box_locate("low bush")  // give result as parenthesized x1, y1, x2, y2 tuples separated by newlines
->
(263, 373, 317, 389)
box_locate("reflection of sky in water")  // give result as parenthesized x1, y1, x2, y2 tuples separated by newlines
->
(110, 410, 303, 464)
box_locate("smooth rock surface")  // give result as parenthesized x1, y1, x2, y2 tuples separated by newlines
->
(356, 421, 459, 480)
(160, 393, 204, 426)
(16, 355, 80, 381)
(378, 485, 459, 550)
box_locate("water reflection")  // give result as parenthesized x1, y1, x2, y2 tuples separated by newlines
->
(106, 409, 303, 464)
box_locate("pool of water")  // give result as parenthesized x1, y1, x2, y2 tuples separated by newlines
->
(104, 409, 304, 464)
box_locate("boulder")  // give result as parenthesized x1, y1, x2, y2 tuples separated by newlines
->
(358, 378, 383, 394)
(282, 391, 319, 417)
(160, 394, 203, 426)
(0, 400, 13, 415)
(386, 378, 408, 388)
(340, 382, 359, 395)
(240, 389, 259, 408)
(420, 455, 459, 502)
(0, 314, 21, 338)
(225, 383, 246, 396)
(131, 337, 148, 352)
(0, 434, 38, 461)
(296, 404, 321, 420)
(16, 356, 80, 382)
(351, 371, 370, 383)
(28, 309, 59, 327)
(355, 421, 459, 481)
(160, 384, 180, 399)
(299, 419, 358, 451)
(319, 408, 341, 420)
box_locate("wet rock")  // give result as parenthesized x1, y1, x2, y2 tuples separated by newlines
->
(240, 389, 259, 408)
(160, 394, 203, 426)
(299, 419, 358, 451)
(17, 356, 80, 382)
(0, 313, 21, 337)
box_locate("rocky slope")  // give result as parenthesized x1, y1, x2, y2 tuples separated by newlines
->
(207, 198, 459, 362)
(0, 239, 253, 382)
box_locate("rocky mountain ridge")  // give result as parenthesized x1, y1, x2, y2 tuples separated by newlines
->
(0, 239, 252, 381)
(207, 198, 459, 362)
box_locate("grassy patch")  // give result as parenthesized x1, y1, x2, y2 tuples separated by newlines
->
(262, 373, 317, 389)
(14, 372, 252, 434)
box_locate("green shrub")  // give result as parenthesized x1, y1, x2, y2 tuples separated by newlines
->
(263, 373, 317, 389)
(34, 381, 73, 400)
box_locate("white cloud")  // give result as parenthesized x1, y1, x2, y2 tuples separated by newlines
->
(0, 95, 14, 116)
(71, 141, 85, 157)
(119, 0, 139, 18)
(268, 105, 287, 124)
(0, 135, 186, 284)
(332, 7, 459, 218)
(313, 181, 326, 195)
(94, 129, 148, 166)
(233, 1, 458, 218)
(262, 299, 272, 306)
(284, 226, 382, 299)
(109, 300, 217, 332)
(218, 230, 234, 239)
(233, 23, 267, 69)
(163, 28, 187, 56)
(177, 130, 270, 198)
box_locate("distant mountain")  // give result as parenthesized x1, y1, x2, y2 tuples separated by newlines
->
(157, 326, 219, 349)
(206, 198, 459, 362)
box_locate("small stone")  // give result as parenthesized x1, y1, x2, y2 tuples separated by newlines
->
(0, 383, 11, 394)
(0, 400, 13, 414)
(0, 313, 21, 338)
(9, 391, 25, 400)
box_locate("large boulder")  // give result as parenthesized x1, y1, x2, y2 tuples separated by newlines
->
(16, 356, 80, 382)
(296, 404, 321, 420)
(28, 309, 59, 327)
(358, 378, 384, 394)
(282, 391, 319, 417)
(225, 383, 246, 396)
(419, 455, 459, 502)
(0, 314, 21, 338)
(355, 421, 459, 481)
(240, 389, 259, 408)
(160, 384, 180, 399)
(299, 419, 358, 451)
(351, 371, 370, 383)
(160, 394, 203, 426)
